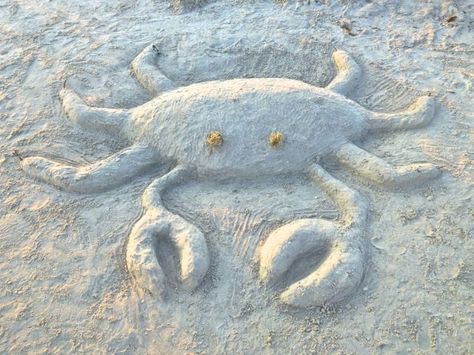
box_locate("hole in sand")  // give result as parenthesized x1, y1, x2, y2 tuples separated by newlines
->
(154, 235, 180, 289)
(273, 244, 331, 291)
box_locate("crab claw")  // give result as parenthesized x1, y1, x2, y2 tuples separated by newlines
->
(259, 219, 365, 307)
(126, 215, 169, 298)
(126, 208, 210, 297)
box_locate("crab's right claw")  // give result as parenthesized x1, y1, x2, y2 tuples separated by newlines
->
(126, 210, 210, 297)
(259, 219, 365, 307)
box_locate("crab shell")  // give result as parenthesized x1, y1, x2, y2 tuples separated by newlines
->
(130, 78, 369, 177)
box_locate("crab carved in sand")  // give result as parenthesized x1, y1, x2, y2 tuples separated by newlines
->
(21, 44, 440, 307)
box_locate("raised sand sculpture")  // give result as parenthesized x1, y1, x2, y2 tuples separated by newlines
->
(21, 45, 440, 307)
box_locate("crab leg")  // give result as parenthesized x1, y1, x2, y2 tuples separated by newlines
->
(335, 142, 441, 187)
(309, 164, 368, 229)
(131, 44, 176, 96)
(259, 164, 367, 307)
(367, 95, 435, 132)
(126, 166, 210, 297)
(60, 84, 132, 138)
(326, 50, 362, 96)
(21, 145, 160, 193)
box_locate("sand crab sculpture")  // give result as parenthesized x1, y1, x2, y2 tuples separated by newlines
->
(21, 44, 439, 307)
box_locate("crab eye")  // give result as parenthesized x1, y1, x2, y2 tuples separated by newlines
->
(206, 131, 223, 148)
(268, 131, 284, 148)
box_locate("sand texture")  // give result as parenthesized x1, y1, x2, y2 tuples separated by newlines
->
(0, 0, 473, 353)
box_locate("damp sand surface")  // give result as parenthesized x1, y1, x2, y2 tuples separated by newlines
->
(0, 0, 473, 353)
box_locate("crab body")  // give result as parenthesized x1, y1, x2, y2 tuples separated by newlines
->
(131, 78, 368, 176)
(21, 45, 440, 307)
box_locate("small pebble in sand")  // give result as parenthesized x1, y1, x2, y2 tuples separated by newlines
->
(268, 131, 284, 147)
(206, 130, 223, 148)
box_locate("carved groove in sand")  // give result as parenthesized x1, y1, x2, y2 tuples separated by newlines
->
(21, 44, 440, 307)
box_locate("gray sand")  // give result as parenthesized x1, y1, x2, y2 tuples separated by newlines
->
(0, 0, 472, 353)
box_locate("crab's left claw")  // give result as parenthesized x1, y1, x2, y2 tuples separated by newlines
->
(259, 219, 365, 307)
